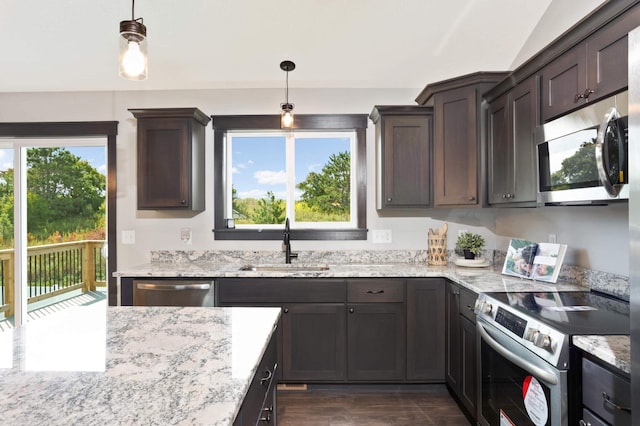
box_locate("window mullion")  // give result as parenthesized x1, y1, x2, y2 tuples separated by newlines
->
(285, 133, 296, 223)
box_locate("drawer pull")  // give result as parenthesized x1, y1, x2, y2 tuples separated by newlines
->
(466, 305, 474, 312)
(366, 290, 385, 294)
(260, 369, 273, 385)
(578, 421, 590, 426)
(602, 392, 631, 413)
(260, 413, 271, 423)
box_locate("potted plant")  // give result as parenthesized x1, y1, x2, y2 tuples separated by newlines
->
(455, 232, 485, 259)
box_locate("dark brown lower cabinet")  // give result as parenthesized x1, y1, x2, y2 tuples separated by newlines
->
(347, 303, 405, 381)
(445, 280, 478, 421)
(406, 279, 445, 382)
(281, 303, 346, 382)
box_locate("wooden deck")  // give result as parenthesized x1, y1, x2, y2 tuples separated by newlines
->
(0, 289, 107, 332)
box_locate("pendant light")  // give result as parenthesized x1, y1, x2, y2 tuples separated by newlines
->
(280, 60, 296, 128)
(119, 0, 148, 80)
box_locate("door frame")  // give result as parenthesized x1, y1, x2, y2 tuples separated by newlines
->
(0, 121, 118, 310)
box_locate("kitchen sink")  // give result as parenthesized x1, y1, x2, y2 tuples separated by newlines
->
(239, 264, 330, 272)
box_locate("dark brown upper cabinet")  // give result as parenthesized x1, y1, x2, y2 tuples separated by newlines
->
(130, 108, 210, 211)
(539, 5, 639, 122)
(416, 72, 508, 207)
(369, 106, 433, 210)
(487, 76, 538, 206)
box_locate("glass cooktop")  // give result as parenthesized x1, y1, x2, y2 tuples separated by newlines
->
(482, 291, 630, 336)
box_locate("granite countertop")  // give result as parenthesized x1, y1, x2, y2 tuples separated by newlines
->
(572, 335, 631, 375)
(0, 305, 280, 425)
(114, 261, 588, 294)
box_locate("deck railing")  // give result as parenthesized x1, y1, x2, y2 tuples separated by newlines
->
(0, 240, 106, 317)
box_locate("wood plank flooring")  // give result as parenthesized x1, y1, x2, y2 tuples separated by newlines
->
(277, 385, 472, 426)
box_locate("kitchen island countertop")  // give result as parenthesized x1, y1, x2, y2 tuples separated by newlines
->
(572, 335, 631, 374)
(0, 305, 280, 425)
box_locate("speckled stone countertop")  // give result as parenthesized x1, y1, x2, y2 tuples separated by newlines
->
(572, 335, 631, 375)
(0, 305, 280, 425)
(114, 261, 588, 294)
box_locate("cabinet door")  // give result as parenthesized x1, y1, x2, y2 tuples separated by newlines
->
(586, 15, 637, 105)
(281, 303, 346, 382)
(347, 303, 405, 381)
(540, 45, 586, 122)
(434, 86, 478, 206)
(487, 92, 511, 204)
(488, 78, 538, 205)
(445, 283, 461, 391)
(510, 77, 538, 203)
(381, 116, 432, 208)
(406, 279, 445, 382)
(459, 315, 477, 417)
(137, 118, 195, 209)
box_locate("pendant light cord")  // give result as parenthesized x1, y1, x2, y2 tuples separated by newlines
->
(285, 70, 289, 105)
(131, 0, 136, 20)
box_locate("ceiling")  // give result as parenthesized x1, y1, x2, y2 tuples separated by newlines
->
(0, 0, 562, 93)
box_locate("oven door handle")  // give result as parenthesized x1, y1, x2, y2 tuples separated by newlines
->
(595, 106, 621, 197)
(477, 321, 558, 386)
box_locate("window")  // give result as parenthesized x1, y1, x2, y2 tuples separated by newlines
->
(213, 114, 367, 240)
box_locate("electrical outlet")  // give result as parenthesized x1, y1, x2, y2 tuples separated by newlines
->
(372, 229, 392, 244)
(548, 233, 557, 243)
(181, 227, 192, 244)
(122, 230, 135, 245)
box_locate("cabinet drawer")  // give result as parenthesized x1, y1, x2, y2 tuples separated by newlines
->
(347, 279, 404, 303)
(581, 408, 608, 426)
(582, 357, 631, 426)
(459, 287, 478, 323)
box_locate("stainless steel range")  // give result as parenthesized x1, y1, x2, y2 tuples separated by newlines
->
(475, 291, 629, 426)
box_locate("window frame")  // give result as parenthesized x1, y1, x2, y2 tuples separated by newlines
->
(212, 114, 367, 240)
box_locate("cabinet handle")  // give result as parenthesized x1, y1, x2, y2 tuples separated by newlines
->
(575, 92, 586, 102)
(387, 197, 392, 202)
(579, 421, 591, 426)
(468, 196, 475, 201)
(260, 369, 273, 385)
(583, 88, 594, 99)
(451, 289, 460, 296)
(602, 392, 631, 413)
(349, 308, 355, 314)
(180, 200, 187, 205)
(466, 305, 474, 312)
(283, 308, 289, 314)
(260, 413, 271, 423)
(366, 290, 385, 294)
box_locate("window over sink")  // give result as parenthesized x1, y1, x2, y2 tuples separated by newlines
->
(212, 114, 367, 240)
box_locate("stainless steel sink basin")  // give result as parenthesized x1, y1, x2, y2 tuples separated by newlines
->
(239, 264, 330, 272)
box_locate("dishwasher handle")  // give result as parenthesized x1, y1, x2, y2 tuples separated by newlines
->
(136, 282, 211, 291)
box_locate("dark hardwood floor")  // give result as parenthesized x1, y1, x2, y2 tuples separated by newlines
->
(276, 385, 472, 426)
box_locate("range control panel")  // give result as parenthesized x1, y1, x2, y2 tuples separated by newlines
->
(475, 293, 569, 369)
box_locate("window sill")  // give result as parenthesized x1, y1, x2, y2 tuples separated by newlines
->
(213, 228, 368, 241)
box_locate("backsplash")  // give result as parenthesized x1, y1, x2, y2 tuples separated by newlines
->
(151, 249, 629, 301)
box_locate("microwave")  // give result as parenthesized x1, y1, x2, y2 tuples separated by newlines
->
(537, 91, 628, 205)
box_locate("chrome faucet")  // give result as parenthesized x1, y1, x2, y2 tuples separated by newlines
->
(283, 217, 298, 264)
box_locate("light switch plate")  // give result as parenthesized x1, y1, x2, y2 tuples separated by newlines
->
(122, 230, 135, 245)
(372, 229, 392, 244)
(181, 227, 192, 244)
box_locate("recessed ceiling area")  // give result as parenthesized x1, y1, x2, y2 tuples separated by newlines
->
(0, 0, 604, 93)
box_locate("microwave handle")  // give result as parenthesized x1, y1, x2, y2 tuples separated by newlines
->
(477, 321, 558, 385)
(595, 106, 621, 197)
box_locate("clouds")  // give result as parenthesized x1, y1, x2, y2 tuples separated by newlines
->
(254, 170, 287, 185)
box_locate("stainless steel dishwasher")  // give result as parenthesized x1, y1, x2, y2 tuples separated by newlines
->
(133, 279, 215, 306)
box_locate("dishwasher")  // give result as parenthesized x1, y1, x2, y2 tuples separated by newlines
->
(133, 279, 215, 306)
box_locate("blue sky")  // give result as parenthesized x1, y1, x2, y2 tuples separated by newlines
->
(231, 135, 350, 200)
(0, 146, 106, 175)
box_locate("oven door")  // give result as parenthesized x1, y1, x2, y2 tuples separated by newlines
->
(477, 319, 568, 426)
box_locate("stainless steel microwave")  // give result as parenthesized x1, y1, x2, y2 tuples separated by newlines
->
(537, 91, 628, 205)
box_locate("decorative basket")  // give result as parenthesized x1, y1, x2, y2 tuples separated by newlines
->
(428, 233, 448, 266)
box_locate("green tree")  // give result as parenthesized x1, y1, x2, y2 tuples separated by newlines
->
(296, 151, 350, 216)
(26, 148, 105, 239)
(251, 191, 286, 224)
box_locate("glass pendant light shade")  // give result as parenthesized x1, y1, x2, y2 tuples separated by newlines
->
(281, 104, 294, 128)
(119, 20, 148, 80)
